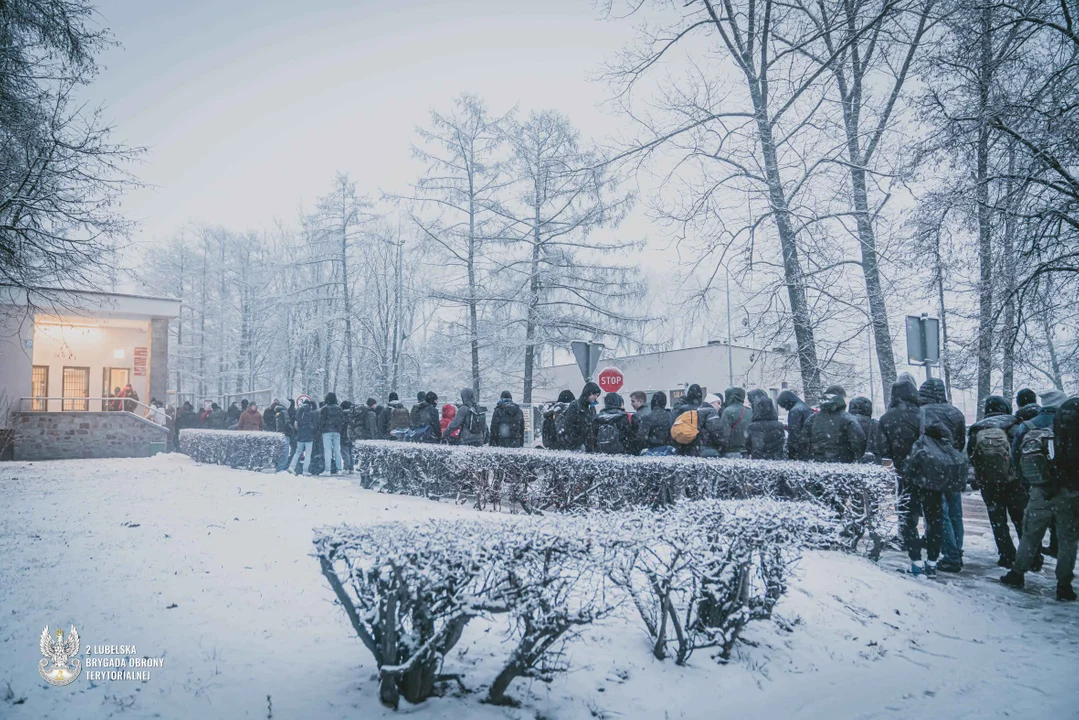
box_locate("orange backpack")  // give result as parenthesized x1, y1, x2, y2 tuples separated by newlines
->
(670, 410, 700, 445)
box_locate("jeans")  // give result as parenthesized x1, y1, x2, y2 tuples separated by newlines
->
(980, 479, 1027, 562)
(901, 484, 944, 562)
(275, 435, 292, 471)
(323, 432, 342, 474)
(290, 441, 313, 474)
(1014, 487, 1079, 585)
(941, 491, 964, 564)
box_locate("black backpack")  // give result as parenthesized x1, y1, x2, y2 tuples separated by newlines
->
(907, 410, 968, 492)
(464, 405, 485, 435)
(596, 414, 624, 454)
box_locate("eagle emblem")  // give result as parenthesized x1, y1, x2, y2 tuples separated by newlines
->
(39, 625, 82, 686)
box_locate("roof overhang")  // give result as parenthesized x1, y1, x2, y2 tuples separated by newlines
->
(0, 286, 181, 321)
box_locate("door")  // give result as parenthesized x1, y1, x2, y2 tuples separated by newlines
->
(62, 367, 90, 411)
(102, 368, 130, 409)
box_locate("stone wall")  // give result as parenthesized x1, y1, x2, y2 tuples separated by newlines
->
(11, 411, 169, 461)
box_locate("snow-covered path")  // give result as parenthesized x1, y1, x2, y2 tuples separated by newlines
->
(0, 455, 1075, 719)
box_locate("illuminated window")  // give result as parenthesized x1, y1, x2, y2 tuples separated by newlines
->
(31, 366, 48, 411)
(62, 367, 90, 411)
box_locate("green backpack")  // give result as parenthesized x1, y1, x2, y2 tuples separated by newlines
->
(1018, 422, 1056, 486)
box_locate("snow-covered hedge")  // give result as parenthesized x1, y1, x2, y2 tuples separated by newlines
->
(351, 440, 896, 557)
(314, 499, 832, 708)
(179, 428, 288, 469)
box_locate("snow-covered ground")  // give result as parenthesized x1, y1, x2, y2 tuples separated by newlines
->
(0, 454, 1075, 719)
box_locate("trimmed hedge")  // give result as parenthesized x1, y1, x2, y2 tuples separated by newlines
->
(351, 440, 896, 556)
(179, 428, 289, 469)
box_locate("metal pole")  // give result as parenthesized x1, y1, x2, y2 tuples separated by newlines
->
(868, 324, 875, 412)
(726, 264, 734, 387)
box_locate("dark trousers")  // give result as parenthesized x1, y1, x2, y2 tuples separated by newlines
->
(980, 479, 1027, 562)
(901, 484, 944, 562)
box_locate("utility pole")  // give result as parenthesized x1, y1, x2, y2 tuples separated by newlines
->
(868, 324, 875, 412)
(726, 264, 734, 387)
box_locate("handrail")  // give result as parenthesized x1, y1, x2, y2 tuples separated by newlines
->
(18, 396, 162, 420)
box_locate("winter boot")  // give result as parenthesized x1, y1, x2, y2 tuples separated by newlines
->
(908, 561, 924, 576)
(1057, 583, 1077, 602)
(1000, 570, 1025, 589)
(937, 559, 962, 573)
(924, 560, 938, 578)
(997, 555, 1013, 568)
(1031, 553, 1044, 572)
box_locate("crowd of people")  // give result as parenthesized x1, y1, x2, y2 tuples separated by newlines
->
(168, 376, 1078, 602)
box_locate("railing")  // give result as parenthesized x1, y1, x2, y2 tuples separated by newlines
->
(18, 396, 162, 421)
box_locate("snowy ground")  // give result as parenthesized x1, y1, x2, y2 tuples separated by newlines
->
(0, 455, 1076, 720)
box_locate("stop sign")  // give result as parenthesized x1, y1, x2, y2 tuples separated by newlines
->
(597, 367, 624, 393)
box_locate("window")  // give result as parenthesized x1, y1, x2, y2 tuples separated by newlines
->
(31, 366, 48, 411)
(62, 367, 90, 411)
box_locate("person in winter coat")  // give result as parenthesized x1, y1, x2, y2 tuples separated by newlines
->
(440, 402, 459, 443)
(227, 402, 242, 427)
(364, 398, 382, 440)
(1002, 391, 1077, 601)
(339, 401, 355, 472)
(874, 379, 921, 475)
(636, 391, 673, 451)
(627, 391, 650, 453)
(207, 403, 226, 429)
(410, 391, 428, 429)
(672, 384, 704, 420)
(561, 382, 601, 452)
(319, 392, 346, 474)
(745, 394, 786, 460)
(967, 395, 1025, 567)
(692, 394, 728, 457)
(290, 399, 318, 474)
(542, 390, 575, 449)
(262, 400, 279, 431)
(716, 387, 752, 457)
(801, 385, 865, 463)
(901, 419, 956, 577)
(595, 392, 633, 454)
(848, 396, 879, 461)
(120, 384, 139, 413)
(174, 402, 199, 445)
(443, 388, 487, 446)
(777, 390, 812, 460)
(382, 392, 411, 438)
(274, 402, 294, 471)
(1015, 388, 1040, 422)
(489, 391, 525, 448)
(238, 402, 264, 431)
(918, 378, 967, 572)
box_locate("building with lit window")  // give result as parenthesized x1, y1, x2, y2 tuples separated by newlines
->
(0, 287, 181, 460)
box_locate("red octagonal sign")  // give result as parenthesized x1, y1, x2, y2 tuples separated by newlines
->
(597, 367, 624, 393)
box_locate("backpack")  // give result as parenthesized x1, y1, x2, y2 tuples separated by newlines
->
(971, 426, 1012, 484)
(907, 411, 968, 492)
(671, 410, 699, 445)
(555, 405, 575, 447)
(1018, 422, 1056, 486)
(464, 406, 485, 435)
(596, 415, 624, 454)
(389, 405, 411, 431)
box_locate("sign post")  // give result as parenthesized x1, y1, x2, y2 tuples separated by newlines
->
(904, 314, 940, 381)
(570, 340, 605, 382)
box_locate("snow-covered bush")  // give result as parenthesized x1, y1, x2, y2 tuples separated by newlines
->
(179, 429, 288, 470)
(313, 521, 507, 709)
(351, 440, 896, 555)
(602, 499, 831, 664)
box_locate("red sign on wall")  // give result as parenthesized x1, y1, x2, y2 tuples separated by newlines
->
(597, 367, 624, 393)
(133, 346, 148, 376)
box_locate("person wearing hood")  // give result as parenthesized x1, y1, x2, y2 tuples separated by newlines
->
(207, 402, 227, 429)
(1002, 390, 1077, 600)
(902, 419, 966, 577)
(364, 398, 382, 440)
(274, 402, 294, 471)
(1015, 388, 1040, 422)
(595, 392, 633, 454)
(716, 387, 752, 457)
(561, 382, 601, 452)
(381, 392, 409, 438)
(319, 392, 345, 474)
(967, 396, 1025, 567)
(745, 393, 786, 460)
(777, 390, 813, 460)
(291, 399, 318, 475)
(262, 400, 279, 431)
(489, 391, 525, 448)
(848, 396, 879, 461)
(692, 393, 729, 457)
(542, 390, 576, 449)
(443, 388, 487, 446)
(227, 401, 242, 427)
(672, 383, 704, 420)
(340, 401, 355, 472)
(636, 391, 673, 451)
(875, 379, 922, 474)
(420, 392, 442, 442)
(238, 402, 264, 431)
(801, 385, 866, 463)
(440, 402, 459, 444)
(410, 391, 428, 429)
(918, 378, 967, 572)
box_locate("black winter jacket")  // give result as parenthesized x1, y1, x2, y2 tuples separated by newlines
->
(320, 402, 346, 435)
(874, 381, 921, 475)
(745, 395, 786, 460)
(918, 379, 966, 452)
(561, 397, 597, 452)
(636, 406, 673, 449)
(801, 394, 866, 463)
(489, 400, 525, 448)
(1054, 398, 1079, 491)
(778, 391, 812, 460)
(296, 405, 318, 442)
(595, 407, 633, 454)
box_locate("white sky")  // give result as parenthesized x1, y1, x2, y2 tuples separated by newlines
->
(84, 0, 642, 246)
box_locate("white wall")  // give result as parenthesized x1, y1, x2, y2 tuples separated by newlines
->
(0, 306, 35, 427)
(32, 321, 152, 411)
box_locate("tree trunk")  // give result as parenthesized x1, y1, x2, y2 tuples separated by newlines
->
(468, 178, 481, 399)
(974, 4, 995, 417)
(341, 214, 355, 401)
(522, 189, 543, 404)
(1001, 144, 1019, 404)
(1042, 313, 1065, 391)
(932, 227, 954, 399)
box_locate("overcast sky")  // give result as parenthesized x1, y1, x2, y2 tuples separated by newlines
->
(84, 0, 642, 246)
